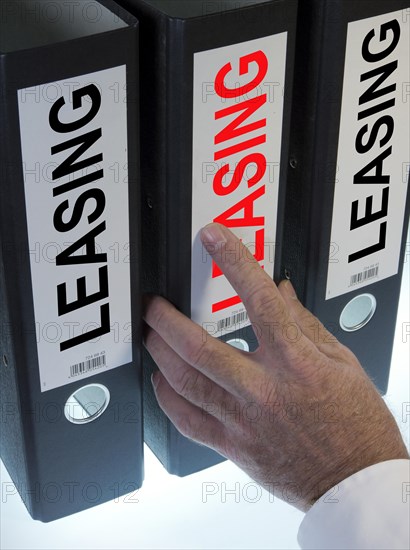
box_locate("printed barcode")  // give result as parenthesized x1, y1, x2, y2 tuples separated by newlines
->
(350, 266, 379, 287)
(217, 311, 249, 332)
(70, 354, 106, 378)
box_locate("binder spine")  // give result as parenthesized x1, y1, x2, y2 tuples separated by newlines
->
(286, 1, 341, 292)
(139, 6, 168, 297)
(0, 246, 32, 515)
(134, 4, 173, 471)
(0, 82, 39, 518)
(117, 0, 297, 475)
(1, 4, 143, 520)
(166, 19, 191, 315)
(282, 0, 410, 392)
(117, 0, 223, 475)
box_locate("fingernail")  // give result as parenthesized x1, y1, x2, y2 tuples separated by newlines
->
(151, 372, 160, 391)
(200, 223, 227, 253)
(284, 280, 298, 300)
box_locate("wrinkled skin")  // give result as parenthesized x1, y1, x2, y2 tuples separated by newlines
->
(144, 223, 409, 512)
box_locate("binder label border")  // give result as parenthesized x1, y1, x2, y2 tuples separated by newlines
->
(191, 33, 288, 338)
(18, 65, 133, 392)
(326, 9, 410, 300)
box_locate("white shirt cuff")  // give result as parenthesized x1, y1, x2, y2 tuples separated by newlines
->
(297, 459, 410, 550)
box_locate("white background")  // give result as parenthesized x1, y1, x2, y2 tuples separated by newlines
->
(1, 242, 409, 549)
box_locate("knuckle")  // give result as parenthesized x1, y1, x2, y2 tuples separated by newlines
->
(144, 327, 161, 351)
(247, 284, 283, 318)
(176, 413, 207, 444)
(179, 415, 227, 455)
(175, 369, 201, 399)
(259, 381, 278, 405)
(150, 300, 168, 331)
(175, 414, 196, 439)
(334, 342, 362, 368)
(143, 327, 155, 348)
(185, 338, 214, 369)
(221, 241, 243, 267)
(299, 309, 316, 328)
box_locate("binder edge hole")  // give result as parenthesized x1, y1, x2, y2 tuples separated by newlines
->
(226, 338, 250, 352)
(339, 293, 377, 332)
(64, 383, 110, 425)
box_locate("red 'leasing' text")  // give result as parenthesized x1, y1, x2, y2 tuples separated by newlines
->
(211, 50, 268, 314)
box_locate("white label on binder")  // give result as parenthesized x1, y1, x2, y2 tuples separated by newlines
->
(191, 34, 288, 338)
(18, 66, 132, 392)
(326, 10, 410, 300)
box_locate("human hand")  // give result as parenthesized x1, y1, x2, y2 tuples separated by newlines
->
(143, 223, 409, 511)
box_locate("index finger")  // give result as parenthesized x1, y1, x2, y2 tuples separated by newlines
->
(200, 223, 308, 353)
